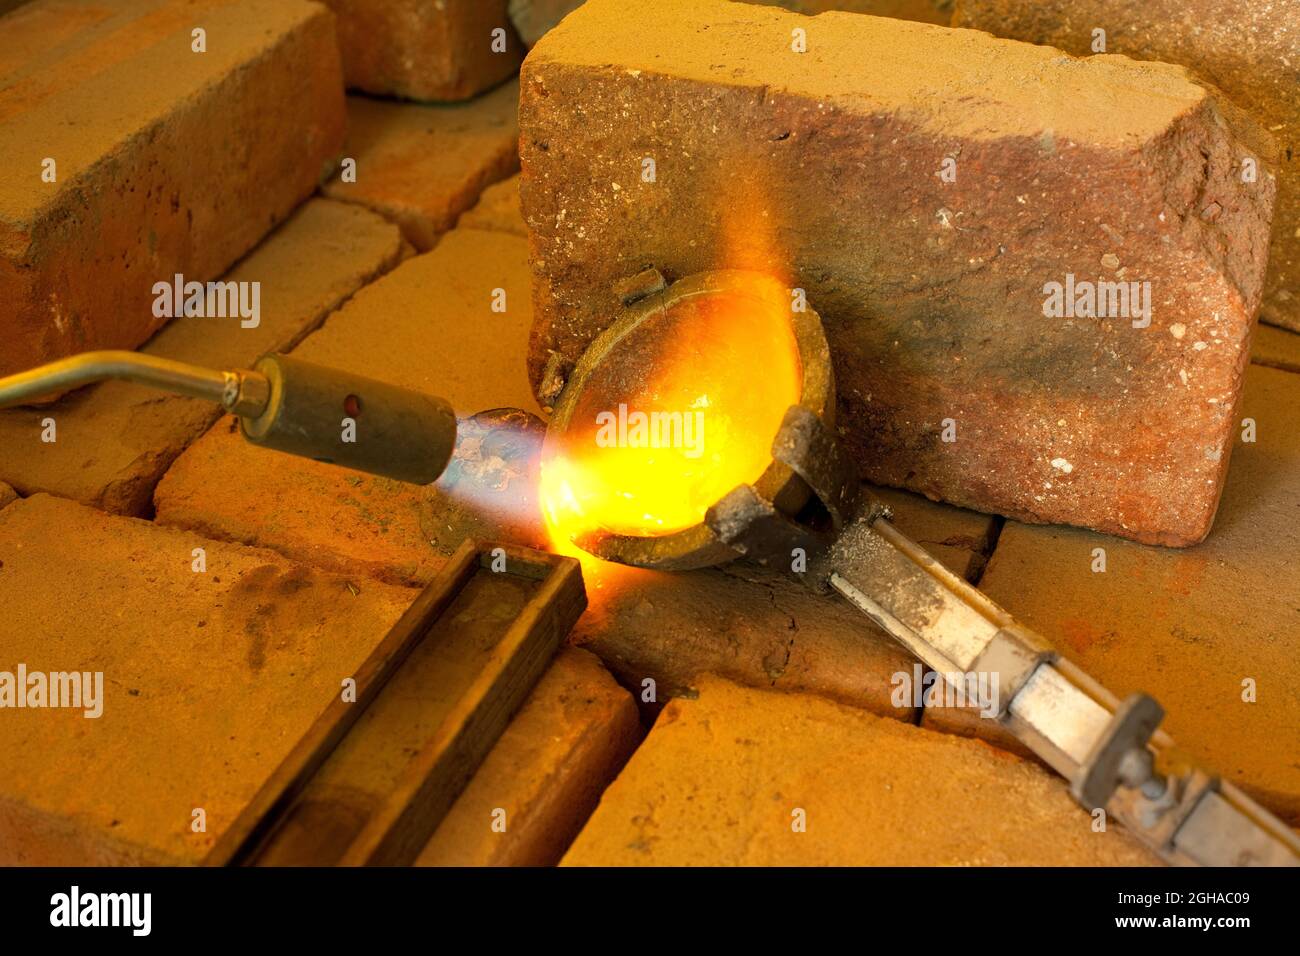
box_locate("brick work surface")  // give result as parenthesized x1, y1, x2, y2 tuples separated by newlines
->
(320, 0, 521, 101)
(954, 0, 1300, 333)
(459, 174, 527, 236)
(417, 649, 641, 866)
(928, 364, 1300, 823)
(322, 82, 520, 251)
(520, 0, 1277, 547)
(1252, 324, 1300, 376)
(0, 494, 416, 865)
(0, 200, 404, 515)
(562, 677, 1160, 865)
(0, 0, 345, 377)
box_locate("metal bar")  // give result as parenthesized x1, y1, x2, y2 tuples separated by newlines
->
(0, 350, 270, 416)
(827, 514, 1300, 867)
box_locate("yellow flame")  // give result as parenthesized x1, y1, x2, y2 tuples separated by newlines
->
(540, 279, 802, 563)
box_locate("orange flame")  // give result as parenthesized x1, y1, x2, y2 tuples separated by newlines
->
(540, 169, 801, 584)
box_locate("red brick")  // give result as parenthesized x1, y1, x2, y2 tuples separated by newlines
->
(0, 0, 345, 378)
(0, 199, 404, 515)
(320, 0, 522, 101)
(323, 83, 520, 250)
(928, 364, 1300, 823)
(417, 649, 641, 866)
(954, 0, 1300, 333)
(563, 677, 1160, 865)
(0, 494, 415, 864)
(520, 0, 1277, 547)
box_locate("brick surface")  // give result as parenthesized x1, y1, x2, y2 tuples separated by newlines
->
(510, 1, 954, 46)
(954, 0, 1300, 333)
(154, 228, 544, 584)
(928, 364, 1300, 823)
(0, 199, 404, 516)
(417, 648, 641, 866)
(320, 0, 521, 101)
(1252, 324, 1300, 375)
(323, 83, 520, 251)
(562, 677, 1160, 865)
(0, 483, 15, 510)
(459, 174, 526, 236)
(520, 0, 1277, 547)
(0, 494, 416, 865)
(0, 0, 345, 378)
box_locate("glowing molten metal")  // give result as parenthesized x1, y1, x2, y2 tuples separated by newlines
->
(540, 276, 803, 561)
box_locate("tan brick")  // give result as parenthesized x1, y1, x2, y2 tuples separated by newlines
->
(1252, 324, 1300, 375)
(928, 364, 1300, 823)
(954, 0, 1300, 333)
(154, 228, 544, 584)
(520, 0, 1277, 547)
(748, 0, 952, 26)
(0, 483, 16, 510)
(0, 494, 416, 864)
(562, 677, 1160, 865)
(0, 0, 345, 378)
(320, 0, 522, 101)
(322, 82, 520, 251)
(510, 0, 955, 46)
(0, 199, 404, 516)
(459, 174, 527, 237)
(417, 649, 641, 866)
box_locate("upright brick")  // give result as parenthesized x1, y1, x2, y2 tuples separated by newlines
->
(0, 0, 346, 378)
(0, 200, 404, 515)
(520, 0, 1277, 546)
(323, 82, 520, 250)
(417, 649, 641, 866)
(954, 0, 1300, 333)
(927, 363, 1300, 823)
(563, 677, 1160, 865)
(0, 494, 416, 864)
(320, 0, 522, 101)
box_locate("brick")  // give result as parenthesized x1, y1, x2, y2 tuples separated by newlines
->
(0, 494, 416, 864)
(154, 228, 544, 584)
(459, 174, 527, 236)
(416, 649, 641, 866)
(509, 1, 954, 46)
(954, 0, 1300, 333)
(0, 0, 345, 378)
(1252, 322, 1300, 375)
(520, 0, 1277, 547)
(562, 677, 1160, 865)
(0, 483, 15, 510)
(750, 0, 952, 26)
(0, 199, 404, 516)
(927, 364, 1300, 823)
(323, 83, 520, 251)
(320, 0, 521, 101)
(572, 486, 990, 717)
